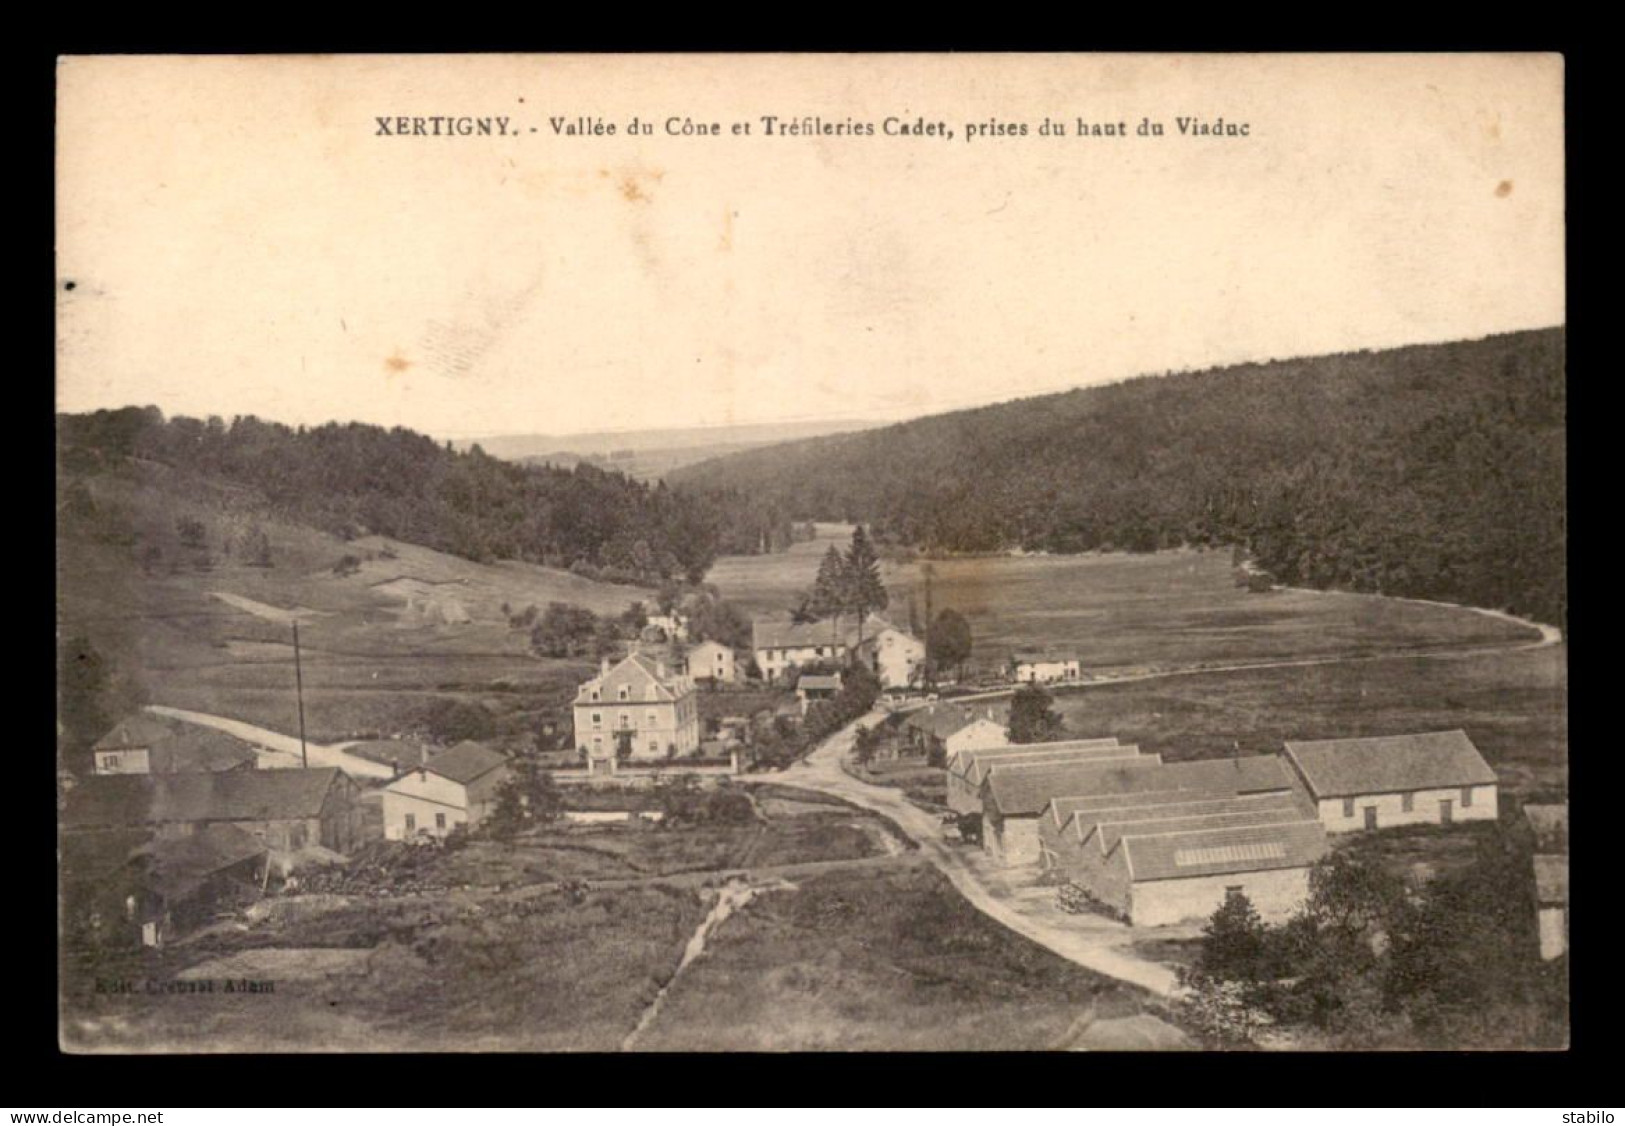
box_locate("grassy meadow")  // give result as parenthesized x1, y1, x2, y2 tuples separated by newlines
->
(1048, 644, 1567, 799)
(58, 464, 655, 745)
(707, 528, 1541, 674)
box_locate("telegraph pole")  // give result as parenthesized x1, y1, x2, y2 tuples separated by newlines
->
(293, 620, 309, 769)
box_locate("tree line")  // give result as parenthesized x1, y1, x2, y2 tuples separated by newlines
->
(670, 329, 1566, 628)
(57, 407, 795, 585)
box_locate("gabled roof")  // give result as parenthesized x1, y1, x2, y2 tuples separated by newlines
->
(134, 824, 268, 900)
(1012, 651, 1080, 664)
(752, 613, 901, 652)
(1093, 804, 1308, 855)
(985, 759, 1165, 816)
(906, 704, 980, 739)
(687, 639, 732, 655)
(575, 651, 692, 704)
(798, 675, 843, 692)
(93, 714, 260, 773)
(59, 828, 156, 883)
(1534, 854, 1568, 906)
(61, 769, 347, 829)
(1122, 819, 1328, 883)
(1283, 730, 1497, 799)
(989, 754, 1295, 818)
(948, 738, 1120, 776)
(345, 740, 433, 769)
(967, 746, 1146, 788)
(423, 741, 509, 786)
(1062, 791, 1304, 841)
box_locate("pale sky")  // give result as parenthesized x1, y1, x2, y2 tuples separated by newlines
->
(56, 54, 1565, 440)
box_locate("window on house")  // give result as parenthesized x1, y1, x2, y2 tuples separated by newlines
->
(404, 813, 416, 832)
(1225, 885, 1244, 900)
(1461, 787, 1473, 808)
(1402, 792, 1414, 813)
(649, 740, 659, 753)
(620, 713, 631, 728)
(1343, 797, 1356, 818)
(590, 689, 599, 701)
(591, 712, 602, 726)
(647, 712, 658, 726)
(104, 754, 119, 769)
(618, 687, 629, 700)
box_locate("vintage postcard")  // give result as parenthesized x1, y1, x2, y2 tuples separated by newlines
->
(56, 53, 1566, 1052)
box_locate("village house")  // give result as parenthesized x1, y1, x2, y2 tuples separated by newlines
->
(751, 612, 922, 689)
(573, 651, 700, 763)
(1282, 730, 1499, 833)
(686, 639, 736, 685)
(796, 673, 843, 715)
(1010, 652, 1083, 684)
(980, 753, 1298, 866)
(903, 704, 1008, 762)
(945, 738, 1140, 814)
(1037, 788, 1327, 926)
(91, 713, 260, 775)
(868, 625, 926, 690)
(646, 612, 688, 641)
(61, 823, 270, 949)
(381, 741, 510, 840)
(61, 767, 365, 860)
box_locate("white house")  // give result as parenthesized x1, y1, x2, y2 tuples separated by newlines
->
(752, 612, 923, 689)
(646, 613, 688, 641)
(686, 640, 736, 685)
(573, 651, 700, 762)
(1011, 653, 1082, 684)
(1282, 730, 1499, 834)
(866, 626, 925, 690)
(752, 614, 856, 684)
(381, 741, 510, 840)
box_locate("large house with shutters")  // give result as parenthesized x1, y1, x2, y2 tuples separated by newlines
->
(573, 652, 700, 762)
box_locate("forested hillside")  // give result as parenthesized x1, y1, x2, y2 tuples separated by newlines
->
(57, 409, 796, 584)
(671, 330, 1566, 626)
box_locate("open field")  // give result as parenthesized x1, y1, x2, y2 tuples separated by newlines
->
(1049, 644, 1567, 798)
(58, 465, 655, 745)
(634, 863, 1181, 1050)
(707, 531, 1541, 673)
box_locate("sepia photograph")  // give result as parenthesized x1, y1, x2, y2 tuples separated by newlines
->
(54, 52, 1566, 1053)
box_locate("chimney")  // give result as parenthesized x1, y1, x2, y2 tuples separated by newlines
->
(418, 767, 427, 782)
(657, 660, 668, 680)
(601, 656, 612, 677)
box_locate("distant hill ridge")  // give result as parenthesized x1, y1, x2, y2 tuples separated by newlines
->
(669, 329, 1566, 627)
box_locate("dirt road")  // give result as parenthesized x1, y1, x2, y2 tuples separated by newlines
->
(742, 715, 1184, 997)
(144, 705, 397, 781)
